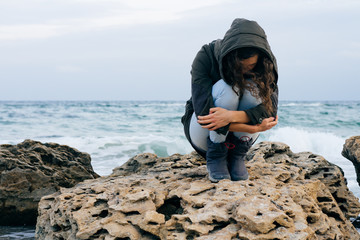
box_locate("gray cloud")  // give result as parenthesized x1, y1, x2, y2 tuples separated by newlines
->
(0, 0, 359, 101)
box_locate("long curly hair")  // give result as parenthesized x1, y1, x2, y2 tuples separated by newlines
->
(222, 47, 276, 114)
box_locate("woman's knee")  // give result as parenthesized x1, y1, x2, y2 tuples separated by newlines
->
(237, 80, 262, 111)
(212, 80, 239, 110)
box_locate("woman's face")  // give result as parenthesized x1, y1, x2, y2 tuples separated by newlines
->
(240, 54, 258, 74)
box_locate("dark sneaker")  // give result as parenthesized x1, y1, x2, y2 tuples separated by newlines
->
(206, 137, 231, 182)
(227, 134, 251, 181)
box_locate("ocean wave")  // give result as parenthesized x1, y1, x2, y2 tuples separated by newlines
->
(280, 102, 324, 107)
(0, 226, 35, 239)
(0, 101, 359, 199)
(17, 134, 192, 176)
(266, 127, 345, 154)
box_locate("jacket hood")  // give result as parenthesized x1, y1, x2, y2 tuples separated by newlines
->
(214, 18, 278, 82)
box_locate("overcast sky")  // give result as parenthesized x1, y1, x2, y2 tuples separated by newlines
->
(0, 0, 359, 101)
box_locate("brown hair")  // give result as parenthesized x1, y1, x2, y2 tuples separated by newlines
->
(222, 47, 275, 114)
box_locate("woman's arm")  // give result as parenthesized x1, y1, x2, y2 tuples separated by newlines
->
(244, 86, 279, 125)
(198, 85, 278, 131)
(198, 107, 278, 133)
(197, 107, 250, 131)
(229, 116, 278, 133)
(228, 123, 259, 134)
(190, 43, 230, 135)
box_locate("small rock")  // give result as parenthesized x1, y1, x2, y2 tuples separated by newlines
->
(342, 136, 360, 186)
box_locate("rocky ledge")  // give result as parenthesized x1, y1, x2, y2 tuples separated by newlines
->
(0, 140, 99, 225)
(342, 136, 360, 187)
(36, 141, 360, 240)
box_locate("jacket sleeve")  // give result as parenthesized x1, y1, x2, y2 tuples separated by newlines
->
(244, 85, 279, 125)
(191, 44, 229, 135)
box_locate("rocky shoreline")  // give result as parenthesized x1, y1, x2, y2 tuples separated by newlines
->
(1, 139, 360, 239)
(0, 140, 99, 226)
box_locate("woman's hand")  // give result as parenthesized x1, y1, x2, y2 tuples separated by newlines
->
(256, 115, 278, 132)
(197, 107, 232, 131)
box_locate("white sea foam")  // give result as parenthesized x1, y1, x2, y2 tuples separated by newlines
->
(266, 127, 345, 154)
(0, 226, 35, 239)
(280, 102, 324, 107)
(14, 134, 193, 176)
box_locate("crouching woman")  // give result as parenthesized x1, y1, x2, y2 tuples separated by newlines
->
(182, 18, 279, 182)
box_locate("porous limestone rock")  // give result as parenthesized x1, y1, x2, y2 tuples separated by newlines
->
(342, 136, 360, 186)
(36, 142, 360, 239)
(0, 139, 99, 225)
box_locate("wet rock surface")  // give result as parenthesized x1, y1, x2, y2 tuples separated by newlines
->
(36, 142, 360, 239)
(0, 139, 99, 225)
(342, 136, 360, 187)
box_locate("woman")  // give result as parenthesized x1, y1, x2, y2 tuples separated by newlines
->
(181, 18, 279, 182)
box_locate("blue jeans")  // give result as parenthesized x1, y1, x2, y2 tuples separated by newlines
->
(189, 79, 261, 151)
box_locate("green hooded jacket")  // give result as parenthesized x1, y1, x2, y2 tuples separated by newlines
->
(181, 18, 278, 143)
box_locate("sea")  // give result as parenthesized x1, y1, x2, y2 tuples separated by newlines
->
(0, 100, 359, 239)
